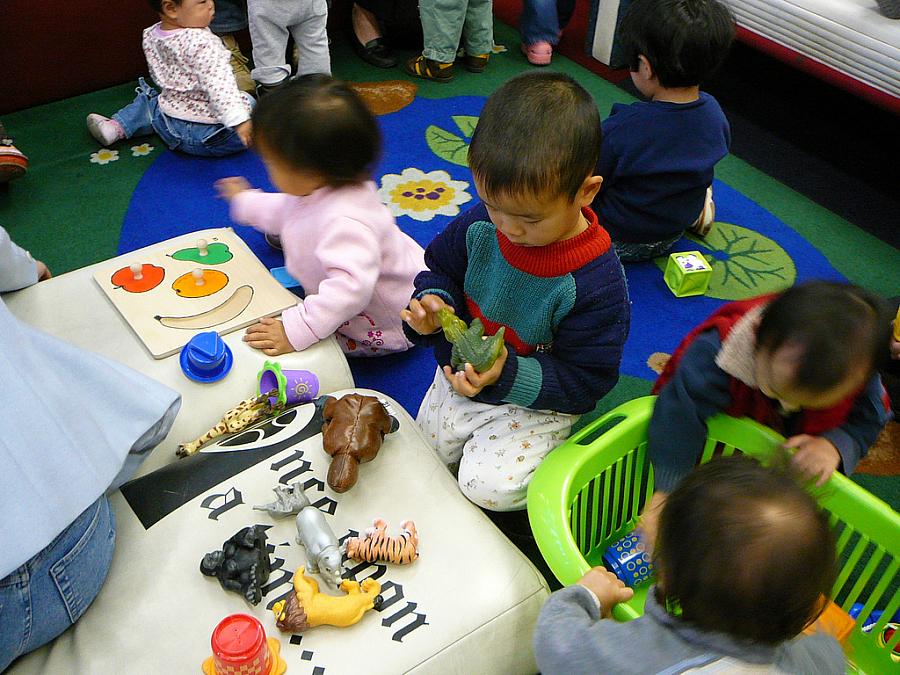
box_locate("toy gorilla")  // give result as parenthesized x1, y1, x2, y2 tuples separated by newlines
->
(200, 526, 271, 605)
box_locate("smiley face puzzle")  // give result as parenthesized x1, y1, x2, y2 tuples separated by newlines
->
(93, 228, 297, 359)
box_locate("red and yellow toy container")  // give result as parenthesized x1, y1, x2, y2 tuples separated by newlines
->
(202, 614, 286, 675)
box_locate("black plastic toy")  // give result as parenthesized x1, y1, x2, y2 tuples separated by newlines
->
(200, 525, 272, 605)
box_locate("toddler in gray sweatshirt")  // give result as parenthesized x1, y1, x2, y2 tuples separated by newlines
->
(534, 455, 846, 674)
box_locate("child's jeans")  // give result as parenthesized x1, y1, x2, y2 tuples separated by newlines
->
(520, 0, 576, 45)
(417, 367, 577, 511)
(0, 496, 115, 672)
(248, 0, 331, 85)
(113, 78, 251, 157)
(613, 232, 683, 262)
(419, 0, 494, 63)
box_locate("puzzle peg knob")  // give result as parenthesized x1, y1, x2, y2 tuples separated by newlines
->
(192, 268, 205, 286)
(130, 263, 143, 281)
(197, 238, 209, 257)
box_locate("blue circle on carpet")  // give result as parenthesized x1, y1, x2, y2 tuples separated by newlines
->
(120, 95, 847, 405)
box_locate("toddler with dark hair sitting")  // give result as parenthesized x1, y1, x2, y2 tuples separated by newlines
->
(216, 75, 425, 357)
(639, 281, 892, 544)
(534, 455, 846, 674)
(402, 72, 629, 511)
(592, 0, 735, 261)
(86, 0, 253, 156)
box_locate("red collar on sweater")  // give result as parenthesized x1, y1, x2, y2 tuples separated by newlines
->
(495, 207, 611, 278)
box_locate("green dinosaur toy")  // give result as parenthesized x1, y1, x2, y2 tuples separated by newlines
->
(437, 308, 506, 373)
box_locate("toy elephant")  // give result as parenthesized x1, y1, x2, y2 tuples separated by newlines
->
(254, 482, 343, 587)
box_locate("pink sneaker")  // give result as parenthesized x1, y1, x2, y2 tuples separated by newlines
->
(86, 114, 125, 147)
(521, 41, 552, 66)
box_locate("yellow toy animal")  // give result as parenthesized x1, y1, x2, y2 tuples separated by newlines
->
(272, 567, 382, 633)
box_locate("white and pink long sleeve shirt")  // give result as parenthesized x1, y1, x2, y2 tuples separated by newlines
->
(142, 23, 250, 128)
(231, 182, 426, 355)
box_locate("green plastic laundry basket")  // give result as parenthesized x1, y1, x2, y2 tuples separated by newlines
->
(527, 396, 900, 674)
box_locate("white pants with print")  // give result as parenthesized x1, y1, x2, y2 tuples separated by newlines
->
(416, 367, 577, 511)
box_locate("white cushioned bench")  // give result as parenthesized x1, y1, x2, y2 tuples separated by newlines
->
(4, 247, 550, 674)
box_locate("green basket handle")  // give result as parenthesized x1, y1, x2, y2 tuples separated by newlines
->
(528, 397, 657, 586)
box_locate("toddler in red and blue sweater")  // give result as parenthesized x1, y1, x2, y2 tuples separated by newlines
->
(401, 72, 630, 511)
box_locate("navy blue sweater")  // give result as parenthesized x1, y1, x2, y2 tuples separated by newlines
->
(648, 330, 891, 492)
(405, 203, 630, 415)
(592, 93, 730, 243)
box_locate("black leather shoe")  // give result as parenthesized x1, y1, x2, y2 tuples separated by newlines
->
(351, 32, 398, 69)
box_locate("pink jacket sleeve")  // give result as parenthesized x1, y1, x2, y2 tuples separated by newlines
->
(230, 190, 295, 235)
(280, 217, 381, 351)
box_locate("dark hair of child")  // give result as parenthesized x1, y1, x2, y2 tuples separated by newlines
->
(148, 0, 177, 13)
(467, 72, 601, 202)
(757, 281, 892, 393)
(252, 74, 381, 187)
(656, 454, 836, 644)
(618, 0, 736, 88)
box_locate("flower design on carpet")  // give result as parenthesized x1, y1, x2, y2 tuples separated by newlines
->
(426, 115, 479, 167)
(656, 222, 796, 300)
(89, 149, 119, 165)
(131, 143, 154, 157)
(379, 168, 472, 222)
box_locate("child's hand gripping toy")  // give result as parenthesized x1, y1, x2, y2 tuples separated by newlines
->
(437, 307, 506, 373)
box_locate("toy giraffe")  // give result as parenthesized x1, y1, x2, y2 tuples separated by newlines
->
(176, 389, 281, 457)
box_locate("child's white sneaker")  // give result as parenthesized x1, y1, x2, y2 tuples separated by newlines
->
(86, 114, 125, 146)
(689, 186, 716, 237)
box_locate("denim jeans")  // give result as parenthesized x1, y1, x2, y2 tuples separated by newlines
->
(113, 78, 250, 158)
(0, 496, 116, 672)
(520, 0, 576, 44)
(613, 232, 683, 262)
(210, 0, 248, 34)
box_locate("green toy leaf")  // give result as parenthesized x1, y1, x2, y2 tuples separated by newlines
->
(656, 222, 796, 300)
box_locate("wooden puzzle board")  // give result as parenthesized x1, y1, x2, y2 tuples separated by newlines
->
(93, 228, 298, 359)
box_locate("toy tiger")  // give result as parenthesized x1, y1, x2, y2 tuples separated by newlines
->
(345, 519, 419, 565)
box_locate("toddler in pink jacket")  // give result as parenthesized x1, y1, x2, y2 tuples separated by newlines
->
(217, 75, 425, 356)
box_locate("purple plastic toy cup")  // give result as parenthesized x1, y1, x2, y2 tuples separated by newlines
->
(602, 531, 655, 587)
(257, 361, 319, 406)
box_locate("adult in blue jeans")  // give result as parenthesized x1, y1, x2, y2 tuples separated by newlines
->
(0, 227, 181, 671)
(521, 0, 576, 65)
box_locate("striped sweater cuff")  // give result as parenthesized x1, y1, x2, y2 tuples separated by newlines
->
(415, 288, 456, 307)
(503, 356, 543, 407)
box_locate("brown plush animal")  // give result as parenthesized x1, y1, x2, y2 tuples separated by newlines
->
(321, 394, 392, 493)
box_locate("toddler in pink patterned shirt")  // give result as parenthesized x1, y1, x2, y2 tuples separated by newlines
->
(86, 0, 253, 157)
(216, 75, 425, 357)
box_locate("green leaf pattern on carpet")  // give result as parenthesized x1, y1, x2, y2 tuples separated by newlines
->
(656, 222, 797, 300)
(425, 115, 478, 166)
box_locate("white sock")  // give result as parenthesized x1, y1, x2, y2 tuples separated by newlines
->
(86, 114, 125, 146)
